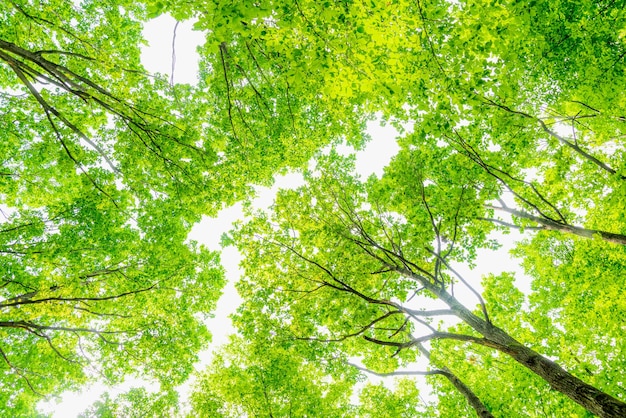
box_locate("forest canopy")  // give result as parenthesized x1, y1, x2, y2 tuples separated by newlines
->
(0, 0, 625, 416)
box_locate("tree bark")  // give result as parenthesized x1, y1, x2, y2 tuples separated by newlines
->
(498, 341, 626, 418)
(400, 267, 626, 418)
(492, 206, 626, 246)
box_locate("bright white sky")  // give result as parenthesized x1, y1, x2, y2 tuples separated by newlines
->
(40, 13, 528, 417)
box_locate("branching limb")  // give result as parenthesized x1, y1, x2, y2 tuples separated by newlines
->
(487, 205, 626, 246)
(0, 346, 43, 396)
(449, 130, 566, 224)
(481, 97, 623, 179)
(425, 248, 491, 325)
(364, 331, 489, 350)
(0, 282, 158, 309)
(296, 310, 404, 343)
(347, 361, 443, 377)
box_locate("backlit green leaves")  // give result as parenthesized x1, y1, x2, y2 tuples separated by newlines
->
(3, 0, 626, 415)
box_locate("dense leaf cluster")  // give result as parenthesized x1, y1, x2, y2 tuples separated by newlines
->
(0, 0, 625, 416)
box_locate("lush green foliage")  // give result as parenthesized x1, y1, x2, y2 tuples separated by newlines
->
(78, 388, 180, 418)
(0, 1, 221, 414)
(189, 335, 428, 418)
(0, 0, 343, 414)
(2, 0, 626, 416)
(186, 0, 626, 415)
(189, 336, 357, 417)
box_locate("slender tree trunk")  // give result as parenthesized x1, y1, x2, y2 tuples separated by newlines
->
(349, 361, 493, 418)
(492, 206, 626, 246)
(415, 344, 494, 418)
(400, 268, 626, 418)
(440, 369, 494, 418)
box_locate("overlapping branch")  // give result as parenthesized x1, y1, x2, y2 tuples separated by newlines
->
(449, 129, 626, 246)
(264, 189, 626, 416)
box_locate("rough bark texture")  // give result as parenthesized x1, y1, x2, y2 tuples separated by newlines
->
(500, 342, 626, 418)
(400, 267, 626, 418)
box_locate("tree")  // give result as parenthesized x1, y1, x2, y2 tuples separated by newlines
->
(78, 387, 180, 418)
(189, 336, 358, 417)
(3, 0, 626, 415)
(0, 178, 224, 415)
(0, 0, 344, 413)
(188, 3, 626, 414)
(429, 255, 626, 417)
(168, 0, 626, 248)
(189, 334, 439, 417)
(229, 154, 626, 417)
(0, 2, 221, 412)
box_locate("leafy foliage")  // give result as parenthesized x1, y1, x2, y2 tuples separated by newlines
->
(189, 336, 358, 418)
(78, 387, 179, 418)
(0, 0, 339, 414)
(2, 0, 626, 416)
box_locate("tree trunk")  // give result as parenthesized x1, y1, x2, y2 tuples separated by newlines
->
(414, 343, 494, 418)
(499, 341, 626, 418)
(440, 369, 494, 418)
(493, 206, 626, 246)
(401, 268, 626, 417)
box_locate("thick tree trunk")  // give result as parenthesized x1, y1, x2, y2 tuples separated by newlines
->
(401, 268, 626, 418)
(499, 341, 626, 418)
